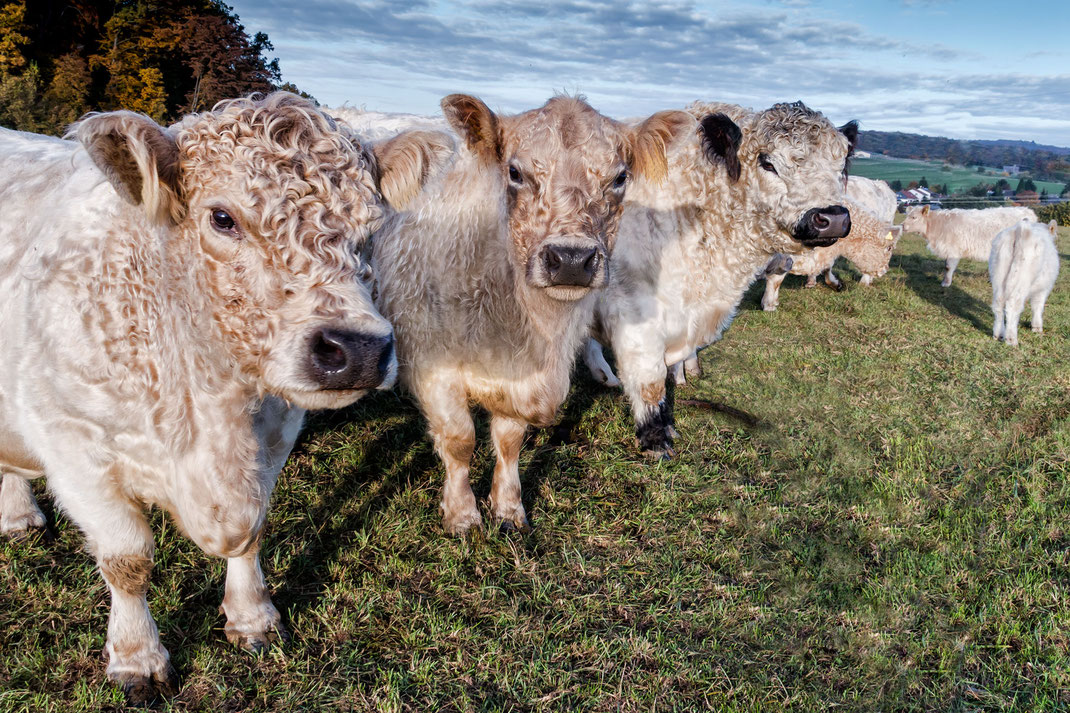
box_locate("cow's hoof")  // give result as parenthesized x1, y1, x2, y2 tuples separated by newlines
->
(499, 517, 533, 535)
(229, 622, 290, 654)
(2, 523, 52, 543)
(1032, 327, 1043, 334)
(762, 304, 778, 312)
(442, 509, 483, 536)
(831, 282, 845, 292)
(642, 445, 677, 461)
(116, 663, 179, 707)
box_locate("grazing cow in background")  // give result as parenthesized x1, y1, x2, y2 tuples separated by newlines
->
(989, 219, 1060, 346)
(369, 94, 692, 534)
(847, 175, 897, 225)
(901, 204, 1038, 286)
(761, 199, 903, 310)
(0, 93, 448, 704)
(585, 101, 856, 456)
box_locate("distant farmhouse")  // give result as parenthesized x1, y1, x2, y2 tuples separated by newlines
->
(896, 187, 941, 208)
(1002, 165, 1020, 175)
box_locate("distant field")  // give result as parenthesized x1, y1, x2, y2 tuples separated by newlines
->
(851, 156, 1067, 195)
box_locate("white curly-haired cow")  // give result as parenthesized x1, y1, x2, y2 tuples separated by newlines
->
(367, 94, 691, 534)
(0, 93, 448, 703)
(584, 101, 856, 456)
(761, 199, 902, 310)
(847, 175, 897, 226)
(902, 204, 1038, 286)
(990, 219, 1060, 346)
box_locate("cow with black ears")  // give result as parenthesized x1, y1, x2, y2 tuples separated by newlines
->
(585, 101, 857, 456)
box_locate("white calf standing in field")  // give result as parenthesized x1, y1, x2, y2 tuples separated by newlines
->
(901, 204, 1038, 286)
(586, 101, 856, 455)
(989, 219, 1060, 346)
(847, 175, 897, 225)
(369, 94, 691, 534)
(0, 93, 447, 704)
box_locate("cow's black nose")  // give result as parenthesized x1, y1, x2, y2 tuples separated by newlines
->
(307, 328, 394, 390)
(794, 205, 851, 246)
(543, 243, 600, 287)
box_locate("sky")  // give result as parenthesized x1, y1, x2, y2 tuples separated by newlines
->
(228, 0, 1070, 147)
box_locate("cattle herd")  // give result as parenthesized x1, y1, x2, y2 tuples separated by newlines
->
(0, 91, 1061, 703)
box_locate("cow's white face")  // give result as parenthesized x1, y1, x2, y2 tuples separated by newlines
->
(698, 102, 857, 251)
(901, 206, 930, 235)
(77, 93, 452, 410)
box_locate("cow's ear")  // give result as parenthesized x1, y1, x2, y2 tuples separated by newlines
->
(921, 205, 931, 216)
(1049, 220, 1058, 236)
(839, 120, 859, 156)
(699, 113, 742, 182)
(71, 111, 183, 225)
(441, 94, 500, 166)
(628, 110, 694, 183)
(371, 130, 455, 210)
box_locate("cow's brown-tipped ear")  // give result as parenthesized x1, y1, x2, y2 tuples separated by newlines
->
(699, 113, 742, 182)
(441, 94, 500, 165)
(629, 110, 694, 184)
(70, 111, 183, 225)
(1049, 220, 1058, 236)
(372, 130, 455, 210)
(921, 204, 931, 216)
(839, 120, 859, 155)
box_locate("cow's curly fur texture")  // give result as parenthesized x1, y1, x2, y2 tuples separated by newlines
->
(370, 94, 691, 534)
(587, 101, 854, 454)
(0, 92, 403, 703)
(761, 199, 902, 310)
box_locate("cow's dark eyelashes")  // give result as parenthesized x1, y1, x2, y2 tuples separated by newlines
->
(758, 154, 778, 175)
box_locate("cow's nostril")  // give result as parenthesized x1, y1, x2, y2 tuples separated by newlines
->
(813, 213, 830, 229)
(546, 251, 562, 270)
(311, 331, 348, 371)
(583, 251, 597, 275)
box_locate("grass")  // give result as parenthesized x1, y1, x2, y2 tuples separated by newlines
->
(851, 156, 1067, 195)
(2, 228, 1070, 712)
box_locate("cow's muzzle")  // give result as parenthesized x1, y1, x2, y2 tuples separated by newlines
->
(793, 205, 851, 246)
(306, 328, 395, 390)
(528, 237, 608, 296)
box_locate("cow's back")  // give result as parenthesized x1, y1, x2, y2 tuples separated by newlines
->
(926, 207, 1037, 261)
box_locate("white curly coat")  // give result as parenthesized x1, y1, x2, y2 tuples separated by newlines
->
(989, 219, 1060, 346)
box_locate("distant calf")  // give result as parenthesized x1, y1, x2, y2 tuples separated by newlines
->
(762, 199, 902, 310)
(989, 219, 1060, 346)
(0, 93, 445, 704)
(902, 204, 1037, 286)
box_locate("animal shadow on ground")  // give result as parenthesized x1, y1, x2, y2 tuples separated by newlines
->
(896, 252, 993, 333)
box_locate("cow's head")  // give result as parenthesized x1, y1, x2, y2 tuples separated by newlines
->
(699, 101, 857, 249)
(442, 94, 692, 302)
(74, 92, 451, 409)
(901, 204, 931, 235)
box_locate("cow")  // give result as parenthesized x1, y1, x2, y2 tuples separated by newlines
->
(901, 204, 1038, 286)
(584, 101, 856, 456)
(847, 175, 897, 225)
(0, 92, 449, 704)
(761, 199, 902, 310)
(367, 94, 692, 534)
(989, 219, 1060, 346)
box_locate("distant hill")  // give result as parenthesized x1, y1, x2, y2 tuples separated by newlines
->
(857, 130, 1070, 182)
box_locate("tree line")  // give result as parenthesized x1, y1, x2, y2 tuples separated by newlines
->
(858, 130, 1070, 184)
(0, 0, 306, 135)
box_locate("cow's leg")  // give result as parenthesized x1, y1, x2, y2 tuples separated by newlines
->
(1030, 291, 1049, 334)
(1003, 297, 1024, 346)
(804, 275, 818, 288)
(421, 381, 479, 535)
(941, 258, 960, 287)
(762, 273, 786, 311)
(49, 474, 176, 705)
(488, 414, 530, 531)
(583, 338, 620, 387)
(825, 268, 844, 291)
(624, 366, 675, 458)
(222, 548, 286, 652)
(219, 395, 303, 651)
(0, 472, 46, 536)
(684, 353, 701, 379)
(669, 360, 685, 386)
(859, 273, 873, 286)
(992, 297, 1005, 341)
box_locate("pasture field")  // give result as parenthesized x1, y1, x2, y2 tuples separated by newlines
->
(850, 156, 1067, 196)
(2, 229, 1069, 712)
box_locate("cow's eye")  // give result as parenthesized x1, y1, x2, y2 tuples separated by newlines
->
(612, 169, 628, 189)
(758, 155, 778, 175)
(508, 164, 523, 185)
(210, 209, 238, 233)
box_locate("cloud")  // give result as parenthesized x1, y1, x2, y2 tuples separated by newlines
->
(228, 0, 1070, 145)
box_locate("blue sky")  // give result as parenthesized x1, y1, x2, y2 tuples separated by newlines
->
(229, 0, 1070, 146)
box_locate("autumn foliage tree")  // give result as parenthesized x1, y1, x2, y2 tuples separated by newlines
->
(0, 0, 298, 134)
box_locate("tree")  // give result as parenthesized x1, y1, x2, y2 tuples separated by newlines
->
(919, 176, 929, 188)
(1061, 182, 1069, 196)
(0, 1, 28, 75)
(890, 179, 903, 192)
(1015, 177, 1037, 194)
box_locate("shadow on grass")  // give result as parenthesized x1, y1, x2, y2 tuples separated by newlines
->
(896, 253, 992, 334)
